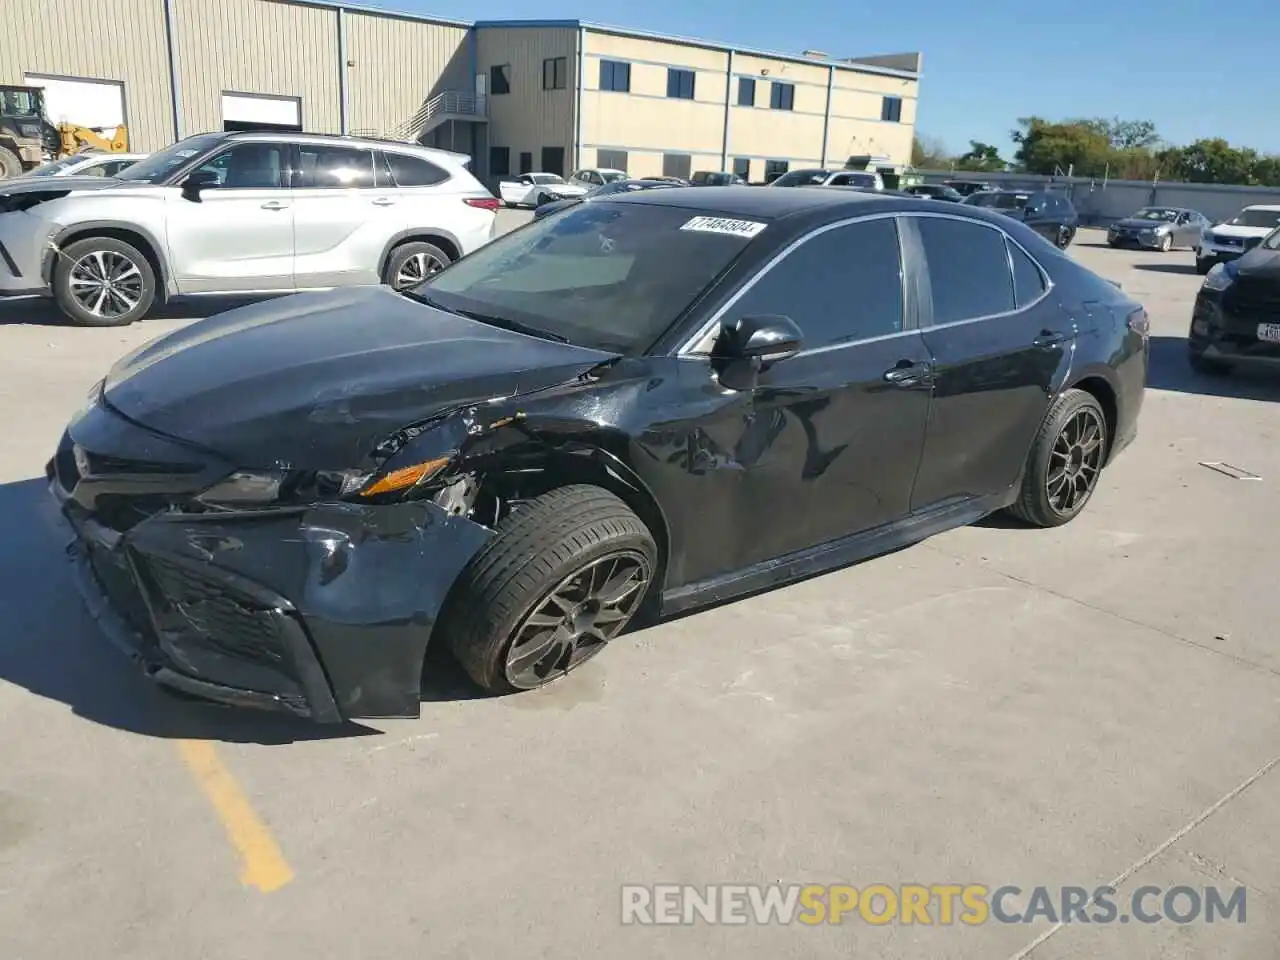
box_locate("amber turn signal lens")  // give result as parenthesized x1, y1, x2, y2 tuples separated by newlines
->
(359, 456, 451, 497)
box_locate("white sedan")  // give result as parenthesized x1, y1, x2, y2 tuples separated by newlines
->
(18, 152, 149, 179)
(498, 173, 589, 209)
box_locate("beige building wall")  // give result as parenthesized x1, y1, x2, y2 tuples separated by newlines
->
(580, 31, 728, 169)
(826, 68, 918, 168)
(0, 0, 174, 152)
(477, 26, 578, 175)
(345, 13, 469, 137)
(172, 0, 341, 136)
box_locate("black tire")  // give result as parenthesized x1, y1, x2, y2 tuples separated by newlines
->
(383, 240, 452, 290)
(1007, 389, 1108, 528)
(53, 236, 157, 327)
(1158, 234, 1172, 252)
(443, 485, 657, 695)
(0, 146, 22, 180)
(1188, 350, 1233, 377)
(1195, 257, 1213, 275)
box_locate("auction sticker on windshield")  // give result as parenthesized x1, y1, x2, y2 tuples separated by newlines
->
(680, 216, 767, 238)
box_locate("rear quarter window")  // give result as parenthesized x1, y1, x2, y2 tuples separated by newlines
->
(385, 152, 450, 187)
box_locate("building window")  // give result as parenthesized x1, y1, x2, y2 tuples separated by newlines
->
(733, 157, 751, 180)
(667, 68, 695, 100)
(490, 64, 511, 95)
(881, 96, 903, 122)
(543, 57, 567, 91)
(597, 149, 628, 171)
(764, 159, 790, 183)
(663, 153, 692, 180)
(599, 59, 631, 92)
(541, 146, 565, 176)
(489, 146, 510, 176)
(519, 151, 532, 174)
(737, 77, 755, 107)
(770, 81, 795, 111)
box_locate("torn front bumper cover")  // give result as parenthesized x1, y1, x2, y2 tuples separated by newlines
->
(51, 478, 491, 723)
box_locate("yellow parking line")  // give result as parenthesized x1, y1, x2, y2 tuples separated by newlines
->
(176, 739, 295, 893)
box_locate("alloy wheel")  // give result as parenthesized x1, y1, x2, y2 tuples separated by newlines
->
(68, 250, 144, 320)
(393, 252, 444, 289)
(1046, 408, 1105, 515)
(504, 550, 652, 689)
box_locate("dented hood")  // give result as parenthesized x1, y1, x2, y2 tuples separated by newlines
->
(102, 286, 618, 469)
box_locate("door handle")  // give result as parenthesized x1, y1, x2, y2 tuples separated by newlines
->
(260, 200, 289, 211)
(370, 197, 397, 206)
(1032, 330, 1069, 349)
(883, 361, 932, 386)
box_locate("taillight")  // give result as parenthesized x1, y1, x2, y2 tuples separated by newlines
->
(1126, 307, 1150, 340)
(464, 197, 500, 212)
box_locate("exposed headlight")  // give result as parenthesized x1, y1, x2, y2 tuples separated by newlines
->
(1201, 262, 1235, 292)
(196, 456, 455, 507)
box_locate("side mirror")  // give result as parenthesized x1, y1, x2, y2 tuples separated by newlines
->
(181, 169, 218, 201)
(712, 314, 803, 391)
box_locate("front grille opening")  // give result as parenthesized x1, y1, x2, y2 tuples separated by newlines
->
(144, 557, 288, 668)
(94, 494, 182, 533)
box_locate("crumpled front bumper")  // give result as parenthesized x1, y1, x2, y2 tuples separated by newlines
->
(51, 472, 492, 723)
(0, 212, 57, 297)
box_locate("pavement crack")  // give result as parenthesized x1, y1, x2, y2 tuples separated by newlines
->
(923, 544, 1280, 680)
(1007, 754, 1280, 959)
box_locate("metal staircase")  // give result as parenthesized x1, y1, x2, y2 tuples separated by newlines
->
(353, 91, 487, 143)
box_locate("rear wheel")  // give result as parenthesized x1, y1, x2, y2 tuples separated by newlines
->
(0, 146, 22, 180)
(443, 485, 657, 694)
(53, 236, 157, 326)
(1007, 389, 1108, 528)
(383, 240, 451, 290)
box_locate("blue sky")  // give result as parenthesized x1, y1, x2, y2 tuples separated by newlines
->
(381, 0, 1279, 160)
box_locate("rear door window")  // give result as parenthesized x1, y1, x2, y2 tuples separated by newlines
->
(295, 145, 375, 188)
(915, 217, 1015, 323)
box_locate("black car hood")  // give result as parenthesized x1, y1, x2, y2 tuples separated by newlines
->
(1236, 247, 1280, 279)
(103, 287, 619, 468)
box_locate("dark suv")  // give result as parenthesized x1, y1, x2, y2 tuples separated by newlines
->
(962, 190, 1079, 248)
(1188, 228, 1280, 375)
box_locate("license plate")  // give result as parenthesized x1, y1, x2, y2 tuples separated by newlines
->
(1258, 323, 1280, 344)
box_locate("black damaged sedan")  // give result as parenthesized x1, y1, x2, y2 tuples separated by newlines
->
(50, 189, 1148, 722)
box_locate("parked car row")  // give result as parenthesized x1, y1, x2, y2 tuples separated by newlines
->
(48, 184, 1148, 720)
(0, 130, 499, 325)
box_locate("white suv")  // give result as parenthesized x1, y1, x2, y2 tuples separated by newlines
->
(0, 131, 498, 325)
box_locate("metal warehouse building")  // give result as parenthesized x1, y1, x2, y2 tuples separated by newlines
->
(1, 0, 921, 184)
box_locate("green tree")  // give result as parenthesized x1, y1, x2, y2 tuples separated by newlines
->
(954, 140, 1006, 172)
(1010, 117, 1111, 176)
(1174, 138, 1258, 184)
(1252, 155, 1280, 187)
(911, 133, 951, 169)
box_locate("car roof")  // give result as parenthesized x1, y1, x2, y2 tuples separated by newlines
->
(212, 129, 468, 162)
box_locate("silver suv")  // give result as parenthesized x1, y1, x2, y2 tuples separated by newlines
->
(0, 131, 499, 326)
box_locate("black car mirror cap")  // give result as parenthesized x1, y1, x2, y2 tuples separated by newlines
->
(181, 169, 218, 200)
(716, 314, 803, 366)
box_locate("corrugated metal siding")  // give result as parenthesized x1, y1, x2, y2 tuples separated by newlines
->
(478, 27, 577, 172)
(172, 0, 340, 135)
(345, 14, 468, 137)
(0, 0, 173, 151)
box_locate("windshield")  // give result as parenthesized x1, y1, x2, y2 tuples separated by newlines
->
(25, 155, 90, 177)
(0, 88, 41, 118)
(411, 202, 763, 354)
(1228, 208, 1280, 229)
(967, 192, 1028, 210)
(600, 170, 628, 183)
(530, 174, 563, 185)
(1132, 208, 1178, 222)
(115, 135, 221, 183)
(771, 169, 829, 187)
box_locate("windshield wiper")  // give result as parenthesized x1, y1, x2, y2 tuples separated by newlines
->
(408, 293, 568, 342)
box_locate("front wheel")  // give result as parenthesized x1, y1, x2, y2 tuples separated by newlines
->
(53, 236, 157, 326)
(1007, 389, 1108, 528)
(1158, 234, 1172, 252)
(443, 485, 657, 694)
(0, 146, 22, 180)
